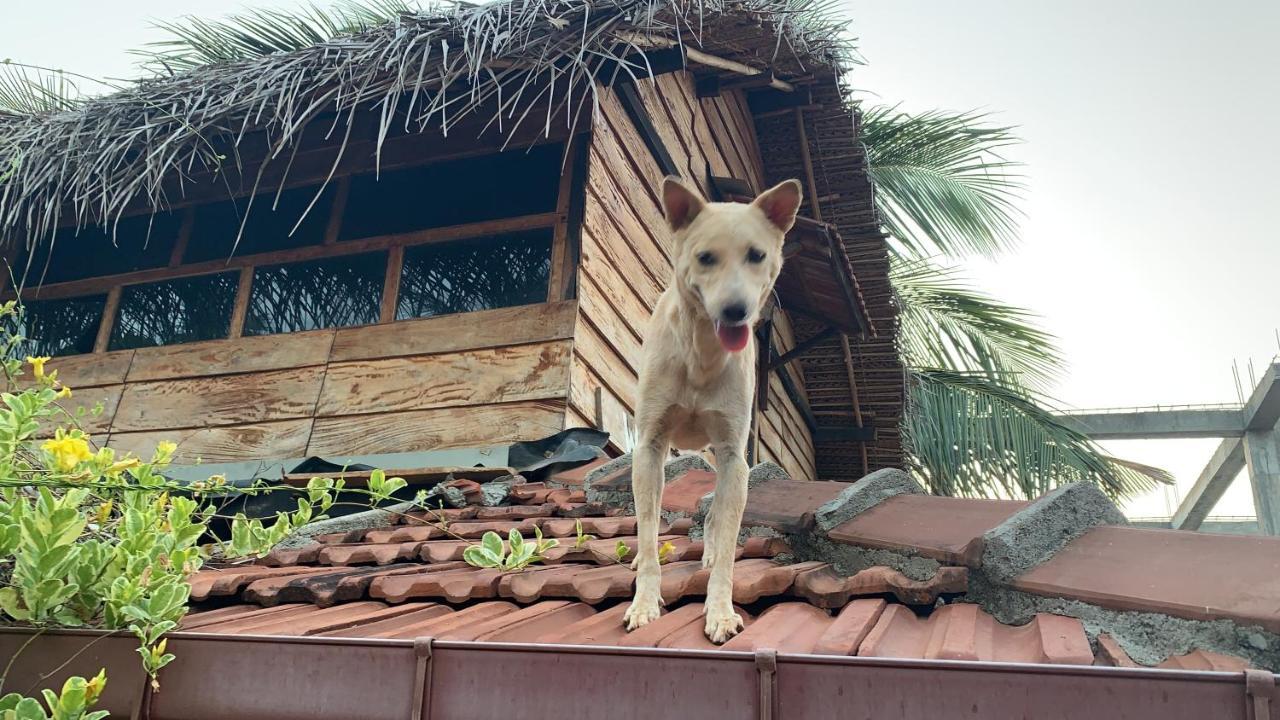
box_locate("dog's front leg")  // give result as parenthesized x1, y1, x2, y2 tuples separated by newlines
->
(703, 442, 748, 643)
(623, 435, 667, 631)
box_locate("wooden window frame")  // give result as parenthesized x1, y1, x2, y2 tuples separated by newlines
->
(8, 139, 583, 358)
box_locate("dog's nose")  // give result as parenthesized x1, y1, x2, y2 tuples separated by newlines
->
(720, 303, 748, 324)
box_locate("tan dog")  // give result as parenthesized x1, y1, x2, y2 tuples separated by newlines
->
(623, 176, 802, 643)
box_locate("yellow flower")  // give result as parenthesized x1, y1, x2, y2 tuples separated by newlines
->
(94, 500, 114, 525)
(42, 432, 94, 473)
(154, 441, 178, 463)
(55, 385, 72, 399)
(26, 356, 50, 381)
(106, 457, 140, 475)
(84, 669, 107, 704)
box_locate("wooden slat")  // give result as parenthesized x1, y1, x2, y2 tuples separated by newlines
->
(316, 341, 571, 417)
(307, 400, 566, 456)
(125, 330, 335, 382)
(579, 228, 654, 335)
(565, 407, 595, 431)
(328, 300, 577, 362)
(575, 275, 642, 375)
(572, 315, 637, 412)
(21, 350, 134, 389)
(38, 385, 124, 438)
(107, 419, 314, 465)
(111, 366, 326, 432)
(598, 88, 665, 208)
(580, 199, 664, 309)
(547, 137, 581, 303)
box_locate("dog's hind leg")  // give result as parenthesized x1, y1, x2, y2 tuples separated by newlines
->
(623, 433, 669, 631)
(702, 440, 749, 643)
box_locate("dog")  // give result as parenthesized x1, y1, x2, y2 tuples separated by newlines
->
(622, 175, 802, 643)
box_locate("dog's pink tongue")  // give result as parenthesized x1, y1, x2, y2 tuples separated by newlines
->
(715, 322, 751, 352)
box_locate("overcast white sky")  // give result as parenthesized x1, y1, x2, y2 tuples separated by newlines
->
(6, 0, 1278, 518)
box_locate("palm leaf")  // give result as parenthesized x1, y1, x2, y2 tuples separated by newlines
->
(135, 0, 422, 74)
(862, 105, 1025, 259)
(905, 369, 1172, 500)
(0, 64, 82, 116)
(893, 257, 1061, 390)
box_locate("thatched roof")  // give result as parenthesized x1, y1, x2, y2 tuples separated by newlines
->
(0, 0, 855, 249)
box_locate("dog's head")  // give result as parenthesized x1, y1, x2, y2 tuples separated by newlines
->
(662, 176, 803, 353)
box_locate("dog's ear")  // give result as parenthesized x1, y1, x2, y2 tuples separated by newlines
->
(662, 176, 705, 231)
(752, 179, 803, 233)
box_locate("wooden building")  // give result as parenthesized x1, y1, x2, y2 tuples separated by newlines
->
(0, 1, 904, 481)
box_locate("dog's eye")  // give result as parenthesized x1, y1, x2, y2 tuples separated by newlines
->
(697, 251, 717, 267)
(746, 248, 766, 264)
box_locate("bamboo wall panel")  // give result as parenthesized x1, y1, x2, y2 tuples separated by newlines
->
(328, 301, 576, 362)
(307, 400, 566, 456)
(111, 366, 327, 432)
(107, 419, 314, 465)
(316, 341, 571, 417)
(574, 75, 815, 480)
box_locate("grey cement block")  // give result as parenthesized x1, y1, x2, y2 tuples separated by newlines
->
(981, 481, 1127, 584)
(273, 500, 416, 550)
(747, 461, 789, 489)
(479, 474, 526, 506)
(814, 468, 923, 533)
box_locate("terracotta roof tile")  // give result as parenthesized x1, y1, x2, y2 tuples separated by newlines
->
(812, 599, 889, 656)
(401, 506, 479, 525)
(549, 457, 609, 487)
(371, 566, 505, 603)
(740, 479, 848, 533)
(184, 463, 1217, 668)
(792, 564, 968, 608)
(1095, 634, 1252, 671)
(857, 604, 1092, 664)
(661, 469, 718, 515)
(1013, 526, 1280, 633)
(826, 495, 1028, 566)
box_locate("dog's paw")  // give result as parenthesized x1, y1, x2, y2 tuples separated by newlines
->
(623, 595, 662, 631)
(703, 607, 745, 644)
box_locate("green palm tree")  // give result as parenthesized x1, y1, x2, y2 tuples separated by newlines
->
(862, 106, 1170, 499)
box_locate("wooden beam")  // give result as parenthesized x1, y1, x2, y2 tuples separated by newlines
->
(841, 334, 870, 476)
(92, 286, 122, 353)
(615, 81, 681, 178)
(794, 107, 823, 222)
(612, 32, 794, 92)
(767, 325, 838, 371)
(380, 245, 404, 323)
(548, 136, 585, 302)
(169, 209, 194, 267)
(323, 176, 351, 245)
(227, 266, 254, 339)
(9, 212, 560, 302)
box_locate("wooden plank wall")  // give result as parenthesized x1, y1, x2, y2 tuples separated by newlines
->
(43, 302, 576, 465)
(569, 72, 816, 479)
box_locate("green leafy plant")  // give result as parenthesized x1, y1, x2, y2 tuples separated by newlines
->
(0, 670, 108, 720)
(657, 540, 676, 564)
(572, 518, 595, 549)
(613, 540, 630, 563)
(462, 528, 558, 571)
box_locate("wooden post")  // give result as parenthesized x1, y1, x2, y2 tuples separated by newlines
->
(92, 287, 122, 353)
(794, 108, 822, 222)
(380, 245, 404, 323)
(227, 267, 254, 339)
(169, 209, 195, 267)
(323, 177, 351, 245)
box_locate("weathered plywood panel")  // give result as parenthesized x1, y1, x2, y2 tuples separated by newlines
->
(112, 366, 326, 432)
(329, 301, 577, 362)
(126, 330, 334, 382)
(316, 341, 571, 417)
(23, 351, 134, 389)
(107, 419, 313, 465)
(307, 400, 566, 456)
